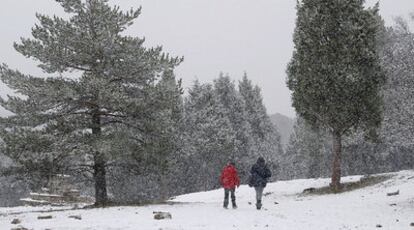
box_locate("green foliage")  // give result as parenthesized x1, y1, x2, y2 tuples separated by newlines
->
(177, 74, 283, 192)
(281, 17, 414, 179)
(182, 80, 236, 190)
(239, 74, 283, 173)
(381, 18, 414, 149)
(0, 0, 182, 204)
(287, 0, 385, 189)
(280, 118, 331, 179)
(287, 0, 385, 136)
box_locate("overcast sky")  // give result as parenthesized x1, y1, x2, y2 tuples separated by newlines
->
(0, 0, 413, 118)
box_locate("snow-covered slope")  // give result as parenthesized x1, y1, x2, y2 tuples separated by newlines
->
(1, 171, 414, 230)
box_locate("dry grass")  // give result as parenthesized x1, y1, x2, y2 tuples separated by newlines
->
(301, 174, 392, 195)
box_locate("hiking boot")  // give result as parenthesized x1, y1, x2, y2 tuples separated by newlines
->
(223, 200, 229, 209)
(232, 204, 237, 209)
(256, 200, 262, 210)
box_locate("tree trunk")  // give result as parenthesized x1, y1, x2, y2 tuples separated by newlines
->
(330, 131, 342, 192)
(158, 171, 168, 201)
(94, 153, 108, 206)
(92, 111, 108, 206)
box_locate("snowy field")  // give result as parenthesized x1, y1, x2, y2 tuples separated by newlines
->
(2, 171, 414, 230)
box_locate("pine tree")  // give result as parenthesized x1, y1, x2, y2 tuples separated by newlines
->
(281, 118, 331, 179)
(239, 74, 283, 173)
(287, 0, 385, 190)
(381, 17, 414, 151)
(213, 74, 253, 179)
(282, 18, 414, 178)
(182, 81, 236, 190)
(107, 69, 184, 203)
(0, 0, 182, 206)
(352, 16, 414, 173)
(153, 70, 184, 199)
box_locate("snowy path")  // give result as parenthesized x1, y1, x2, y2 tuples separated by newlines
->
(1, 171, 414, 230)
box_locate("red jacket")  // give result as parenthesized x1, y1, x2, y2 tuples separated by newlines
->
(220, 164, 240, 189)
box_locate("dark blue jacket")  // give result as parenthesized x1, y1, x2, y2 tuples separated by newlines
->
(249, 158, 272, 188)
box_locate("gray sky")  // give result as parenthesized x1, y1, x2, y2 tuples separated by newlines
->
(0, 0, 413, 118)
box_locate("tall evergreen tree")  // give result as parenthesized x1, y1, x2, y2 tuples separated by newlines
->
(381, 17, 414, 150)
(239, 74, 283, 171)
(281, 18, 414, 179)
(280, 117, 331, 179)
(107, 69, 184, 203)
(152, 70, 184, 199)
(182, 81, 236, 190)
(0, 0, 182, 205)
(213, 74, 253, 179)
(287, 0, 385, 190)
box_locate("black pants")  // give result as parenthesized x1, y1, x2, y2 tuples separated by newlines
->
(223, 188, 236, 207)
(255, 186, 264, 209)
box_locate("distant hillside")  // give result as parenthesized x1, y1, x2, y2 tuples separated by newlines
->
(270, 113, 295, 149)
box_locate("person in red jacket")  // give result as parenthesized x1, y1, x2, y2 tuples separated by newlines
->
(220, 161, 240, 209)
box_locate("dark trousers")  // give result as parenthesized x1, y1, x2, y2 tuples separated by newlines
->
(255, 186, 264, 209)
(223, 188, 236, 207)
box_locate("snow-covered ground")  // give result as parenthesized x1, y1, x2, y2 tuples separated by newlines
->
(2, 170, 414, 230)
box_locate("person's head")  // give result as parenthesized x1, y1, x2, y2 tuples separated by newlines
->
(257, 157, 265, 164)
(227, 158, 235, 167)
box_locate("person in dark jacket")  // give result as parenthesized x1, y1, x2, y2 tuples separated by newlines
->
(249, 157, 272, 210)
(220, 161, 240, 209)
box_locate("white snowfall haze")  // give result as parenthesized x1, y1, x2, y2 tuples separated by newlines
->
(1, 170, 414, 230)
